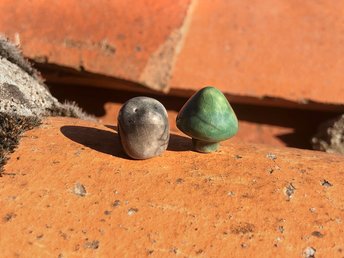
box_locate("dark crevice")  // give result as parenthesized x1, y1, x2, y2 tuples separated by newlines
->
(34, 61, 344, 112)
(47, 83, 342, 150)
(32, 62, 343, 151)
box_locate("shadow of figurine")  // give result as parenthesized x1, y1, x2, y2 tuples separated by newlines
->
(61, 125, 193, 158)
(60, 125, 128, 159)
(167, 133, 192, 152)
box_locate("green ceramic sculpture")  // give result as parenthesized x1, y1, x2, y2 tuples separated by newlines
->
(176, 86, 238, 153)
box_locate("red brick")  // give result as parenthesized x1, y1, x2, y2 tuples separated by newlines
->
(2, 0, 344, 106)
(171, 0, 344, 105)
(1, 117, 343, 257)
(0, 0, 191, 91)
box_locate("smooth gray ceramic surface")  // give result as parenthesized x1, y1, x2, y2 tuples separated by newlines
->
(118, 97, 169, 159)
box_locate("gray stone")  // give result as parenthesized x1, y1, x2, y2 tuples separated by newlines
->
(0, 56, 58, 117)
(304, 247, 316, 258)
(0, 36, 94, 174)
(117, 97, 169, 159)
(312, 114, 344, 154)
(0, 35, 93, 119)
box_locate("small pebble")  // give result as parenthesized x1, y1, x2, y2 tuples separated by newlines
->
(241, 243, 248, 248)
(284, 183, 296, 200)
(277, 226, 284, 233)
(321, 179, 333, 187)
(309, 207, 316, 213)
(128, 208, 138, 216)
(84, 240, 99, 249)
(112, 200, 121, 207)
(311, 231, 324, 238)
(73, 183, 86, 197)
(266, 153, 277, 161)
(304, 247, 316, 258)
(227, 191, 235, 197)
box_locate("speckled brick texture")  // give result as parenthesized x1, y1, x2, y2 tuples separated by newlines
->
(0, 117, 343, 257)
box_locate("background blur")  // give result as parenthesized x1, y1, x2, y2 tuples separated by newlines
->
(1, 0, 343, 150)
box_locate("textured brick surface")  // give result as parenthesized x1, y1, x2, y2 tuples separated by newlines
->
(171, 0, 344, 105)
(0, 117, 344, 257)
(0, 0, 191, 91)
(1, 0, 344, 105)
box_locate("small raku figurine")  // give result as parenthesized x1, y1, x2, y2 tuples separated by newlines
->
(176, 86, 238, 153)
(118, 97, 169, 159)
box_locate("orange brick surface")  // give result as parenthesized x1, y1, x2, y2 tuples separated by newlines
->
(0, 0, 191, 91)
(1, 0, 344, 105)
(171, 0, 344, 105)
(0, 117, 344, 257)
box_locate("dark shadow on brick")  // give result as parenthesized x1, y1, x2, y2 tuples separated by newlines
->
(60, 125, 128, 159)
(168, 133, 192, 152)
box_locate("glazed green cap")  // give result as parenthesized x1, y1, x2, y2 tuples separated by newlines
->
(176, 86, 238, 152)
